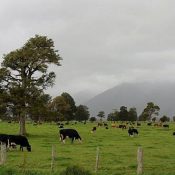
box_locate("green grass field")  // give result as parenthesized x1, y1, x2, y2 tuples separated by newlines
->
(0, 121, 175, 175)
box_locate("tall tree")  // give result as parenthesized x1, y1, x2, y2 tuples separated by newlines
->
(61, 92, 76, 121)
(160, 115, 170, 123)
(0, 35, 62, 135)
(118, 106, 128, 121)
(49, 96, 70, 121)
(107, 110, 119, 121)
(97, 111, 105, 121)
(128, 107, 137, 121)
(139, 102, 160, 121)
(75, 105, 90, 122)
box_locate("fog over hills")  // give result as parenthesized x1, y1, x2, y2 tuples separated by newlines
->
(85, 81, 175, 118)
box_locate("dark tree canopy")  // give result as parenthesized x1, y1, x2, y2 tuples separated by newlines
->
(160, 115, 170, 123)
(61, 92, 77, 121)
(0, 35, 62, 135)
(118, 106, 128, 121)
(107, 110, 119, 121)
(128, 107, 137, 121)
(75, 105, 90, 122)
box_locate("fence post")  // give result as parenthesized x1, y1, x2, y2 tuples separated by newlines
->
(95, 147, 100, 173)
(0, 142, 6, 165)
(51, 145, 56, 172)
(137, 147, 143, 175)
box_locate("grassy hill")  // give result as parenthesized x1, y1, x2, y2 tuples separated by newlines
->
(0, 121, 175, 175)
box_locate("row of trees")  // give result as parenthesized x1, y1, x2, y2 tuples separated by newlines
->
(96, 102, 172, 122)
(105, 106, 137, 121)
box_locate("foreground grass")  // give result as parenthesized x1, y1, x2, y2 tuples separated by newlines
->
(0, 121, 175, 175)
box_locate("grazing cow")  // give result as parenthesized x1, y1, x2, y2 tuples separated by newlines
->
(8, 135, 31, 152)
(128, 128, 138, 136)
(0, 134, 31, 151)
(119, 124, 127, 129)
(163, 124, 169, 128)
(59, 129, 81, 143)
(137, 122, 141, 126)
(0, 134, 9, 146)
(147, 123, 152, 126)
(173, 132, 175, 135)
(104, 123, 108, 127)
(111, 123, 116, 128)
(105, 127, 109, 129)
(91, 127, 97, 133)
(97, 123, 103, 127)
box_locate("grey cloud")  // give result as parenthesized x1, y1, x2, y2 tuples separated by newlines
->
(0, 0, 175, 103)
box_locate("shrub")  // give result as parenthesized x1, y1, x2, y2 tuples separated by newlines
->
(60, 165, 92, 175)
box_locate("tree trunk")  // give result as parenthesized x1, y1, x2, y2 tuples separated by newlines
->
(19, 115, 27, 136)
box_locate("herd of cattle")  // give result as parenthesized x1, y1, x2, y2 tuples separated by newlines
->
(0, 121, 174, 151)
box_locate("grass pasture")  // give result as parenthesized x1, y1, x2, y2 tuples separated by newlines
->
(0, 121, 175, 175)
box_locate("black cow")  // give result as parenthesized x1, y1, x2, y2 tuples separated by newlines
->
(128, 128, 138, 136)
(59, 129, 81, 143)
(173, 132, 175, 135)
(8, 135, 31, 152)
(137, 122, 141, 126)
(0, 134, 9, 146)
(0, 134, 31, 152)
(119, 124, 126, 129)
(163, 124, 169, 128)
(91, 127, 97, 133)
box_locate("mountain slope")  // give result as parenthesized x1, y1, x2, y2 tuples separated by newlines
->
(85, 82, 175, 118)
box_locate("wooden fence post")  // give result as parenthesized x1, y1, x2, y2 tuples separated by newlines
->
(0, 143, 6, 165)
(95, 147, 99, 173)
(137, 147, 143, 175)
(51, 145, 56, 172)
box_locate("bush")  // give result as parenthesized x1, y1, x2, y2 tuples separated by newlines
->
(60, 165, 92, 175)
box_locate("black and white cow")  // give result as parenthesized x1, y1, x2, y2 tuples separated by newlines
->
(59, 129, 81, 143)
(128, 128, 138, 136)
(0, 134, 9, 146)
(8, 135, 31, 152)
(91, 127, 97, 133)
(0, 134, 31, 151)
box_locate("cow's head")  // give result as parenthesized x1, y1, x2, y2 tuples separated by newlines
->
(27, 145, 31, 152)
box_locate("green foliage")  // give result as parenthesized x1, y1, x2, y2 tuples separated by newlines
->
(29, 93, 52, 122)
(128, 107, 137, 121)
(0, 35, 62, 134)
(60, 165, 92, 175)
(61, 92, 77, 121)
(49, 96, 70, 121)
(160, 115, 170, 122)
(118, 106, 128, 121)
(139, 102, 160, 121)
(97, 111, 105, 120)
(107, 110, 119, 121)
(89, 117, 96, 122)
(173, 116, 175, 122)
(75, 105, 90, 121)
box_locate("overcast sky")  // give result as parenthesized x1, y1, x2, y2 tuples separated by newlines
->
(0, 0, 175, 104)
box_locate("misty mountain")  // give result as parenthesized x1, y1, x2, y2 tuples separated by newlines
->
(85, 82, 175, 118)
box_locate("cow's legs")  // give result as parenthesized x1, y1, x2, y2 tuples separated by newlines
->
(20, 146, 23, 151)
